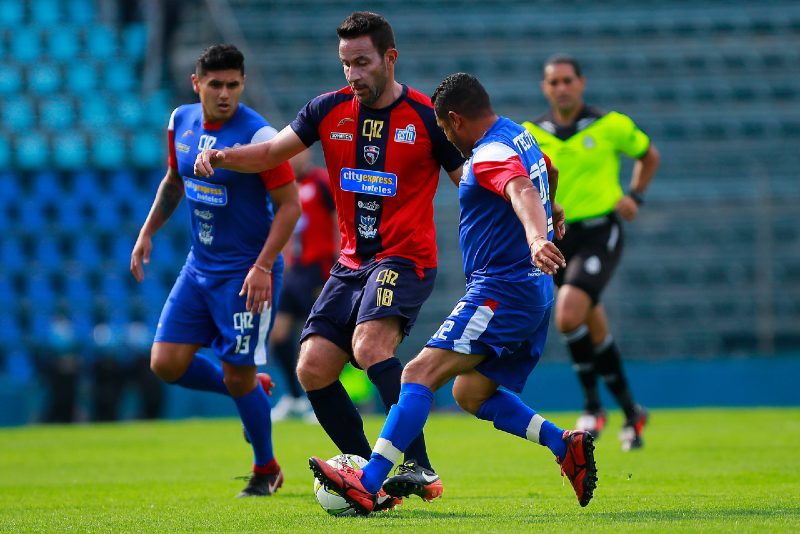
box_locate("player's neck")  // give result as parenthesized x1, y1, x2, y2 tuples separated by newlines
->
(552, 104, 583, 126)
(366, 81, 403, 110)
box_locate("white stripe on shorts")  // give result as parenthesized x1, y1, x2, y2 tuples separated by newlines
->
(453, 304, 495, 354)
(253, 304, 272, 366)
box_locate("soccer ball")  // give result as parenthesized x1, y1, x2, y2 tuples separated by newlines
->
(313, 454, 368, 516)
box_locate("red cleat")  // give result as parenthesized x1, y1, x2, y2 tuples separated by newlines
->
(374, 489, 402, 512)
(558, 430, 598, 507)
(620, 406, 649, 451)
(308, 456, 375, 515)
(257, 373, 275, 396)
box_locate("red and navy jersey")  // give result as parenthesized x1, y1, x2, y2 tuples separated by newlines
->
(290, 85, 464, 273)
(291, 166, 338, 273)
(167, 103, 295, 275)
(459, 116, 554, 306)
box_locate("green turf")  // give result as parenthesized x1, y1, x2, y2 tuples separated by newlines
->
(1, 408, 798, 532)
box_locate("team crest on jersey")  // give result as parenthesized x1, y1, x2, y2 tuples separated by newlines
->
(364, 145, 381, 165)
(198, 134, 217, 151)
(394, 124, 417, 144)
(194, 209, 213, 220)
(199, 222, 214, 245)
(583, 135, 596, 149)
(358, 215, 378, 239)
(357, 200, 380, 211)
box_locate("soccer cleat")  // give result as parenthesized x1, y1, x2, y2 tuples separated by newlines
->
(576, 410, 608, 439)
(236, 469, 284, 498)
(558, 430, 598, 507)
(619, 406, 649, 452)
(373, 489, 403, 512)
(257, 372, 275, 396)
(308, 456, 375, 515)
(381, 460, 443, 502)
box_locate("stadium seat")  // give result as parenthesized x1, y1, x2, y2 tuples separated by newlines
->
(39, 97, 76, 131)
(0, 132, 10, 168)
(95, 197, 121, 229)
(66, 62, 98, 93)
(2, 96, 35, 130)
(85, 26, 117, 59)
(34, 236, 64, 268)
(70, 170, 100, 198)
(104, 61, 135, 93)
(30, 170, 63, 202)
(90, 132, 125, 170)
(54, 194, 87, 233)
(28, 63, 62, 95)
(31, 0, 61, 25)
(52, 132, 88, 171)
(116, 97, 144, 128)
(122, 23, 148, 59)
(0, 63, 22, 94)
(66, 0, 94, 24)
(10, 27, 42, 63)
(46, 25, 81, 61)
(14, 132, 50, 170)
(0, 0, 24, 27)
(129, 130, 164, 169)
(0, 238, 27, 272)
(79, 97, 111, 129)
(73, 237, 103, 268)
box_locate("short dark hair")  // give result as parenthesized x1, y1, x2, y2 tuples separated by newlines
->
(336, 11, 396, 56)
(543, 53, 582, 78)
(196, 44, 245, 76)
(431, 72, 493, 120)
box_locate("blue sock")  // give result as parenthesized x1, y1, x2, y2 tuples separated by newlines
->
(476, 390, 566, 460)
(173, 354, 229, 395)
(361, 383, 433, 494)
(234, 385, 274, 466)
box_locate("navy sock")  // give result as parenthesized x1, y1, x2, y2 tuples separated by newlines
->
(595, 335, 637, 421)
(306, 381, 371, 458)
(272, 335, 304, 398)
(564, 325, 601, 412)
(233, 385, 274, 466)
(367, 358, 432, 470)
(476, 390, 566, 460)
(173, 354, 229, 395)
(361, 383, 433, 494)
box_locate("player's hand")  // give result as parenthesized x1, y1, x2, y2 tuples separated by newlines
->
(615, 195, 639, 221)
(194, 149, 226, 177)
(240, 266, 272, 315)
(130, 233, 152, 283)
(551, 202, 567, 240)
(530, 236, 566, 276)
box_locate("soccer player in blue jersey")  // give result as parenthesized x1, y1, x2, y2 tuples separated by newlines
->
(309, 73, 598, 514)
(130, 44, 300, 497)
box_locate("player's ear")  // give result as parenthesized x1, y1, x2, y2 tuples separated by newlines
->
(191, 73, 200, 94)
(385, 48, 398, 66)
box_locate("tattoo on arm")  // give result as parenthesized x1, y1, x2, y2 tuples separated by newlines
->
(156, 180, 183, 218)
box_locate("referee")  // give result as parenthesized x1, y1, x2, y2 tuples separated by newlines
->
(523, 54, 660, 451)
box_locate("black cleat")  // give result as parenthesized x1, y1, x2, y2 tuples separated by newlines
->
(236, 470, 284, 498)
(382, 460, 443, 502)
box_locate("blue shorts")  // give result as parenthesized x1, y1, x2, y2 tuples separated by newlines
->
(154, 264, 283, 366)
(425, 288, 552, 393)
(300, 258, 436, 356)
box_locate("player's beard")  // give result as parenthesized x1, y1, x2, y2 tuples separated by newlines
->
(355, 64, 389, 107)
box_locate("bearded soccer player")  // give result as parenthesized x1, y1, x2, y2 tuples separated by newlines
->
(523, 54, 660, 451)
(309, 73, 598, 515)
(131, 44, 300, 497)
(194, 12, 464, 508)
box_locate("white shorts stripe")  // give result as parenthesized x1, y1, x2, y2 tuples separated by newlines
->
(453, 304, 495, 354)
(253, 304, 271, 366)
(525, 414, 545, 443)
(374, 437, 403, 464)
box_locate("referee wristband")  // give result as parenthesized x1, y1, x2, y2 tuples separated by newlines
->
(628, 191, 645, 206)
(250, 264, 272, 274)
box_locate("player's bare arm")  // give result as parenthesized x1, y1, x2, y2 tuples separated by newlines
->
(240, 181, 301, 314)
(131, 167, 185, 282)
(616, 143, 661, 221)
(446, 165, 464, 186)
(194, 125, 306, 177)
(505, 175, 566, 275)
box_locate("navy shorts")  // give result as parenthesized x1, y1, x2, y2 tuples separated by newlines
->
(554, 212, 624, 304)
(154, 264, 282, 366)
(425, 287, 552, 393)
(277, 262, 328, 319)
(300, 258, 436, 356)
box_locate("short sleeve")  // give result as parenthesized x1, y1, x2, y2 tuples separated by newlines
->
(166, 108, 178, 170)
(252, 125, 295, 189)
(611, 112, 651, 159)
(471, 141, 528, 199)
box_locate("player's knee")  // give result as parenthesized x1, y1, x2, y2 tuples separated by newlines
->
(555, 308, 585, 333)
(150, 351, 180, 382)
(296, 354, 336, 391)
(222, 372, 252, 397)
(452, 390, 482, 415)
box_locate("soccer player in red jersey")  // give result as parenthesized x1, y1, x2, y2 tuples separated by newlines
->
(195, 12, 464, 505)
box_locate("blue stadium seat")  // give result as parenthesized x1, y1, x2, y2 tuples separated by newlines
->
(70, 170, 100, 198)
(0, 239, 27, 272)
(104, 61, 135, 92)
(46, 25, 81, 61)
(15, 132, 50, 170)
(129, 130, 163, 169)
(2, 96, 35, 130)
(31, 0, 61, 25)
(53, 132, 88, 171)
(86, 26, 117, 59)
(23, 273, 57, 316)
(101, 274, 128, 303)
(73, 237, 102, 267)
(0, 132, 10, 168)
(39, 97, 76, 130)
(0, 63, 22, 94)
(66, 0, 94, 24)
(11, 27, 43, 63)
(79, 97, 111, 128)
(0, 276, 16, 310)
(66, 62, 98, 92)
(90, 132, 125, 170)
(28, 63, 62, 95)
(34, 236, 63, 267)
(65, 273, 93, 306)
(108, 170, 139, 198)
(54, 194, 87, 233)
(17, 196, 47, 230)
(115, 97, 144, 127)
(95, 197, 121, 229)
(0, 0, 24, 27)
(122, 23, 148, 59)
(30, 170, 63, 202)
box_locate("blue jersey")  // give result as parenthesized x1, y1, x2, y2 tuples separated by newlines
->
(458, 116, 554, 307)
(167, 103, 295, 275)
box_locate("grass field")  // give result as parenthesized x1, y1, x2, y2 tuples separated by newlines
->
(1, 408, 799, 532)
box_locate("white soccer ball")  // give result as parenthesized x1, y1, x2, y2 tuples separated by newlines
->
(312, 454, 368, 516)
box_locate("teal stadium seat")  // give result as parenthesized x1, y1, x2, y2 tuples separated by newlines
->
(39, 97, 75, 130)
(15, 132, 50, 170)
(85, 26, 117, 60)
(0, 63, 21, 94)
(0, 133, 10, 168)
(129, 131, 163, 169)
(67, 0, 94, 25)
(104, 61, 134, 92)
(11, 27, 42, 63)
(79, 97, 111, 128)
(28, 63, 62, 95)
(122, 23, 148, 60)
(90, 132, 125, 170)
(31, 0, 61, 25)
(53, 132, 88, 171)
(0, 0, 24, 27)
(46, 26, 80, 61)
(116, 98, 144, 127)
(66, 62, 97, 92)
